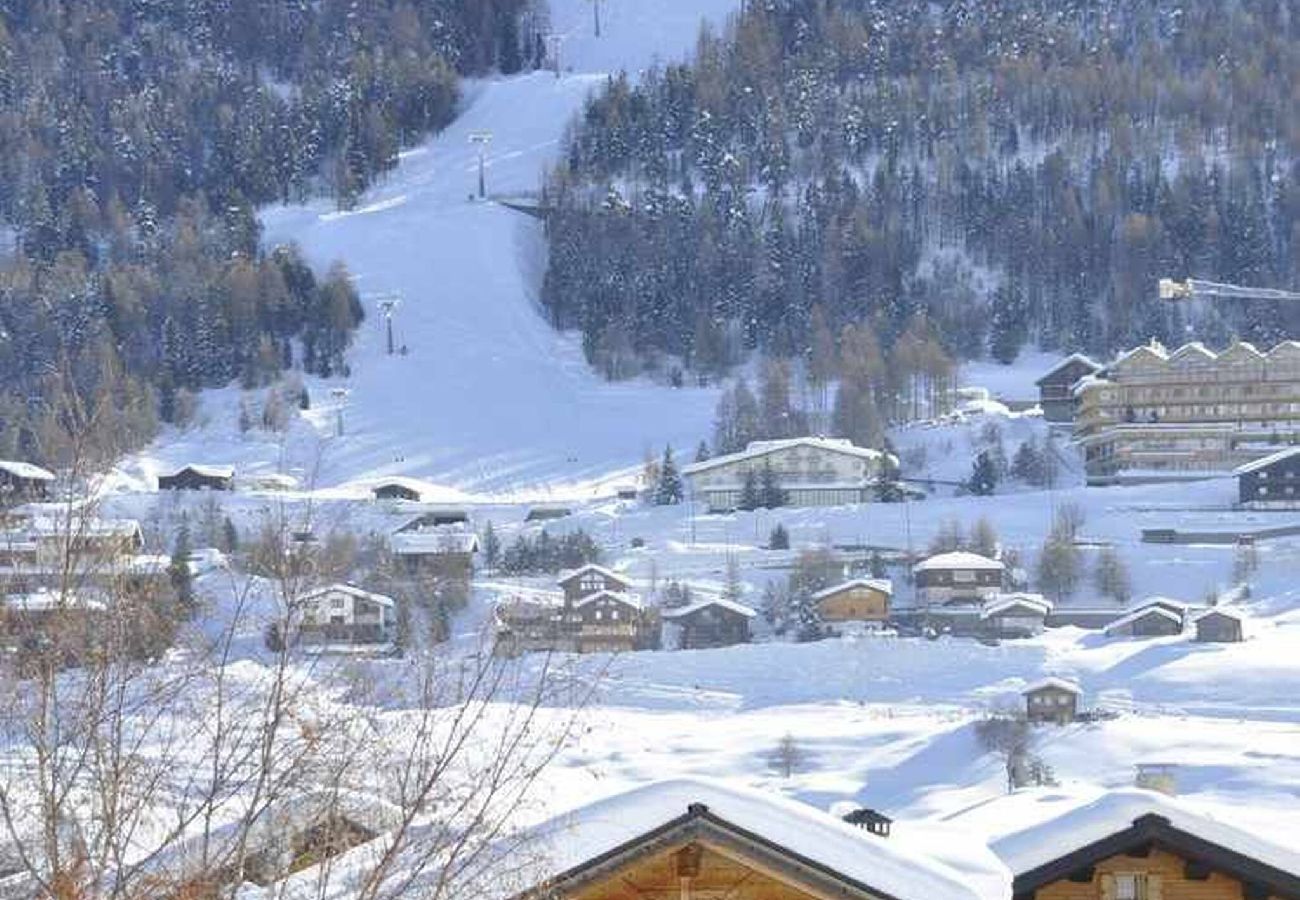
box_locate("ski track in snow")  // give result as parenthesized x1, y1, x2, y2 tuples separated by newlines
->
(251, 0, 744, 496)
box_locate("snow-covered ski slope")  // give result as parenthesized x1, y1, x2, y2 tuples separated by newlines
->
(255, 0, 742, 496)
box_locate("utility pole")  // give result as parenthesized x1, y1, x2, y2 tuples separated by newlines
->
(375, 294, 401, 355)
(590, 0, 602, 37)
(330, 387, 350, 436)
(468, 131, 493, 199)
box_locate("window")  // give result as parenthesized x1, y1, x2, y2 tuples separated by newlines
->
(1115, 874, 1149, 900)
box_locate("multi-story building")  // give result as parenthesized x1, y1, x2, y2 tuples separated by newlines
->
(1074, 339, 1300, 484)
(682, 437, 893, 513)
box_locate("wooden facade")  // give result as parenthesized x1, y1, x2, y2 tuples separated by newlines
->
(813, 579, 892, 623)
(157, 465, 234, 492)
(1024, 679, 1081, 724)
(661, 598, 754, 649)
(914, 552, 1005, 607)
(558, 564, 631, 604)
(1236, 448, 1300, 508)
(0, 461, 55, 501)
(1194, 610, 1243, 643)
(1105, 605, 1185, 638)
(1037, 355, 1101, 423)
(1011, 813, 1300, 900)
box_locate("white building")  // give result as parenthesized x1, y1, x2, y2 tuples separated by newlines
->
(293, 584, 397, 646)
(682, 437, 893, 512)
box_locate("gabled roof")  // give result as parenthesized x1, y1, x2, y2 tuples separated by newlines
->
(981, 593, 1053, 620)
(1034, 353, 1101, 386)
(913, 551, 1004, 573)
(0, 461, 55, 481)
(298, 583, 395, 608)
(660, 596, 757, 619)
(557, 563, 630, 588)
(163, 464, 235, 480)
(573, 590, 642, 611)
(390, 530, 479, 555)
(1021, 676, 1081, 696)
(812, 578, 894, 602)
(1234, 446, 1300, 475)
(682, 437, 887, 476)
(1193, 607, 1243, 624)
(1167, 341, 1216, 365)
(1104, 604, 1183, 634)
(992, 789, 1300, 899)
(500, 778, 986, 900)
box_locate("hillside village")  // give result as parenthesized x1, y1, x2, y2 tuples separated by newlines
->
(0, 0, 1299, 898)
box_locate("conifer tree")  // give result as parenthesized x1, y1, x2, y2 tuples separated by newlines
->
(653, 445, 684, 505)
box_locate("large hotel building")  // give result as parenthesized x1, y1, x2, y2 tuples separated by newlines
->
(1071, 339, 1300, 484)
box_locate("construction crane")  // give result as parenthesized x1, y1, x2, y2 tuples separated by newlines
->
(1158, 278, 1300, 303)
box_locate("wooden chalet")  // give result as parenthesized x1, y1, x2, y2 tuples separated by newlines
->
(525, 504, 572, 522)
(504, 779, 984, 900)
(0, 461, 55, 501)
(372, 479, 423, 502)
(1194, 609, 1244, 643)
(1105, 602, 1186, 638)
(157, 464, 235, 492)
(293, 584, 396, 646)
(389, 528, 478, 607)
(1023, 677, 1082, 725)
(913, 551, 1006, 607)
(991, 790, 1300, 900)
(394, 507, 471, 530)
(812, 579, 892, 623)
(558, 564, 631, 604)
(981, 593, 1053, 639)
(1235, 447, 1300, 509)
(570, 590, 648, 653)
(661, 597, 755, 649)
(1036, 354, 1102, 423)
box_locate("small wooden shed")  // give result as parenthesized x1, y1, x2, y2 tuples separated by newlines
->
(812, 579, 892, 623)
(661, 597, 756, 649)
(1022, 676, 1082, 725)
(1194, 609, 1244, 643)
(158, 464, 235, 492)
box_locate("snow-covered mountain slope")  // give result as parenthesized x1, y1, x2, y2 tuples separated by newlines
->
(243, 0, 741, 496)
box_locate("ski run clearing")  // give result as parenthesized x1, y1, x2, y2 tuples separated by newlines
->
(74, 0, 1300, 893)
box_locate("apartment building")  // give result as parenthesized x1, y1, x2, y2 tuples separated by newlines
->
(1073, 339, 1300, 484)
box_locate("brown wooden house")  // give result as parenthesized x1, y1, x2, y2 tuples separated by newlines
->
(1105, 602, 1186, 639)
(506, 779, 983, 900)
(1036, 354, 1102, 423)
(0, 461, 55, 502)
(661, 597, 755, 649)
(557, 564, 631, 604)
(157, 464, 234, 492)
(372, 479, 423, 502)
(1194, 609, 1244, 643)
(812, 579, 892, 623)
(569, 589, 647, 653)
(993, 791, 1300, 900)
(913, 551, 1005, 607)
(1236, 447, 1300, 509)
(1023, 677, 1082, 725)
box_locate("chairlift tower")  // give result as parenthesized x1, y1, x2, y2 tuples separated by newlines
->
(329, 387, 350, 437)
(1158, 277, 1300, 304)
(546, 33, 565, 79)
(469, 131, 493, 199)
(374, 294, 401, 355)
(590, 0, 602, 37)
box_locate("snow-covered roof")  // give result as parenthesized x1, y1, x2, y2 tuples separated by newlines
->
(556, 563, 630, 587)
(0, 460, 55, 481)
(1021, 676, 1081, 696)
(990, 788, 1300, 887)
(913, 551, 1004, 573)
(660, 596, 757, 619)
(390, 531, 479, 555)
(298, 583, 395, 608)
(3, 589, 105, 612)
(1193, 607, 1243, 623)
(682, 436, 887, 476)
(981, 593, 1053, 620)
(495, 778, 986, 900)
(573, 590, 643, 611)
(164, 464, 235, 479)
(811, 578, 894, 601)
(26, 517, 142, 540)
(1033, 353, 1101, 385)
(1104, 604, 1183, 633)
(1234, 446, 1300, 475)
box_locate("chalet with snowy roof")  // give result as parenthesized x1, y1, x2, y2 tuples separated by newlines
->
(557, 564, 631, 605)
(812, 578, 892, 624)
(991, 789, 1300, 900)
(0, 461, 55, 501)
(157, 464, 235, 492)
(570, 590, 649, 653)
(1023, 676, 1082, 724)
(499, 778, 986, 900)
(389, 527, 478, 607)
(980, 593, 1053, 639)
(292, 583, 397, 646)
(371, 478, 423, 502)
(394, 507, 471, 531)
(841, 807, 893, 838)
(1236, 447, 1300, 509)
(1036, 354, 1101, 422)
(1104, 601, 1186, 638)
(682, 437, 893, 513)
(661, 597, 755, 649)
(1194, 608, 1244, 643)
(913, 551, 1006, 607)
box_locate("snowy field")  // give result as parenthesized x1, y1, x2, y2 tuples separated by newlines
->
(90, 0, 1300, 881)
